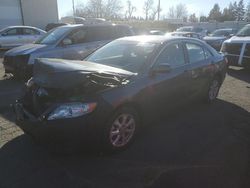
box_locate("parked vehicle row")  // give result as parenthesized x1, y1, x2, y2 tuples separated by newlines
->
(203, 28, 237, 51)
(13, 36, 227, 151)
(3, 24, 134, 79)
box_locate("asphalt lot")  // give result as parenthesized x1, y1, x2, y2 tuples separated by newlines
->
(0, 50, 250, 188)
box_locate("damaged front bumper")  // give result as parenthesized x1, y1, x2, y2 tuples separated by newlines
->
(13, 101, 102, 145)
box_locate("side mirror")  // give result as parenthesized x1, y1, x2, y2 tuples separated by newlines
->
(152, 63, 172, 74)
(62, 38, 72, 46)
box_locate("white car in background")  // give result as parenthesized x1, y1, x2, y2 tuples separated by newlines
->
(221, 24, 250, 69)
(0, 26, 46, 49)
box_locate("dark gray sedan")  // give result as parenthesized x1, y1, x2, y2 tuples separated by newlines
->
(14, 36, 227, 152)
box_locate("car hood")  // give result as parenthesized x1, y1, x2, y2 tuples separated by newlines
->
(203, 36, 226, 41)
(33, 58, 137, 89)
(5, 44, 51, 56)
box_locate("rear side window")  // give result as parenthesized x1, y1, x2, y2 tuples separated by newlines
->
(115, 26, 132, 38)
(185, 43, 205, 63)
(23, 28, 40, 35)
(85, 26, 132, 42)
(67, 29, 87, 44)
(85, 27, 112, 42)
(156, 43, 185, 68)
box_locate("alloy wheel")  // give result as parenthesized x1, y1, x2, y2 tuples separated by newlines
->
(109, 113, 136, 148)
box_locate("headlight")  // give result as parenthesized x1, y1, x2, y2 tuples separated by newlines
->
(47, 102, 97, 120)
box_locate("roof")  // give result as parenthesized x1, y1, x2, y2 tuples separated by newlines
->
(5, 26, 40, 29)
(214, 28, 235, 31)
(0, 25, 46, 33)
(117, 35, 191, 43)
(59, 23, 129, 29)
(171, 31, 199, 35)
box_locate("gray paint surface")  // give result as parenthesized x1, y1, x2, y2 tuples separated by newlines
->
(0, 0, 58, 30)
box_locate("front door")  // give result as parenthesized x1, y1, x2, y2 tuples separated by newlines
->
(140, 42, 190, 116)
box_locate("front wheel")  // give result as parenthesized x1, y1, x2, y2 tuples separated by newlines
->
(102, 107, 140, 152)
(205, 77, 221, 103)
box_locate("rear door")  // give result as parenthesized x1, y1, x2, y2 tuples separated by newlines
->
(184, 41, 213, 98)
(21, 28, 41, 44)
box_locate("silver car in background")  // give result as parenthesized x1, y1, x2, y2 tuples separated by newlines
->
(0, 26, 46, 49)
(3, 24, 134, 79)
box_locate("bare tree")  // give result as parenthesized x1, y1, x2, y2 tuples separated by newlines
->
(156, 0, 162, 20)
(176, 3, 188, 19)
(75, 0, 122, 19)
(189, 13, 198, 22)
(150, 8, 158, 20)
(104, 0, 123, 19)
(168, 6, 175, 18)
(125, 0, 136, 19)
(143, 0, 154, 20)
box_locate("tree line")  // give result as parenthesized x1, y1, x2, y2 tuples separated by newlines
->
(204, 0, 250, 22)
(73, 0, 250, 22)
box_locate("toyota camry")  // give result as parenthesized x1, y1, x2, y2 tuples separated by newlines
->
(14, 36, 227, 152)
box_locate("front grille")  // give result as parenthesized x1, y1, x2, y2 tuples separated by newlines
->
(243, 44, 250, 57)
(3, 55, 30, 71)
(222, 43, 242, 55)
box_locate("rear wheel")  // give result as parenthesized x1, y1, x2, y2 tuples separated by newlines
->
(102, 107, 140, 152)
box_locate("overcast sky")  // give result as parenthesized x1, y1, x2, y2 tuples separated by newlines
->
(57, 0, 230, 18)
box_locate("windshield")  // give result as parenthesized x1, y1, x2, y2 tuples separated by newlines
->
(236, 25, 250, 36)
(85, 40, 157, 73)
(35, 27, 70, 45)
(211, 30, 230, 37)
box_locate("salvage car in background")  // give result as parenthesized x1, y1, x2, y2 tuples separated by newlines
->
(3, 24, 134, 79)
(14, 36, 227, 152)
(204, 28, 237, 51)
(221, 24, 250, 69)
(0, 26, 46, 49)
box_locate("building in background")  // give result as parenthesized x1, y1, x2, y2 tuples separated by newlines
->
(0, 0, 59, 30)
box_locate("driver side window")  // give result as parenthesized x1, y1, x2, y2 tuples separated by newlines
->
(156, 43, 185, 68)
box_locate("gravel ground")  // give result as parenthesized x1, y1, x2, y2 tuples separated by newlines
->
(0, 52, 250, 188)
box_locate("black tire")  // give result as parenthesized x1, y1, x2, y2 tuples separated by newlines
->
(205, 77, 221, 103)
(101, 107, 140, 152)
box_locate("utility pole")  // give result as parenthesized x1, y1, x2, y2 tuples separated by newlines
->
(72, 0, 75, 17)
(157, 0, 160, 21)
